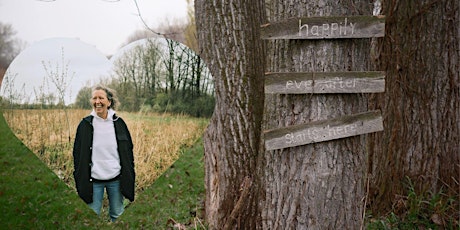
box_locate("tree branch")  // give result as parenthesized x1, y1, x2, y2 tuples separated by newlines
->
(132, 0, 180, 37)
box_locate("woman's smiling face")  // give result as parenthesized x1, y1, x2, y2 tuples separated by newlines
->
(91, 89, 111, 119)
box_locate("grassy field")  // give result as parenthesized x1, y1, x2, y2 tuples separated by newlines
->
(3, 108, 456, 229)
(3, 109, 208, 194)
(0, 108, 208, 229)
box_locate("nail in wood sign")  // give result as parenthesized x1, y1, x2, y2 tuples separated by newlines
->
(264, 110, 384, 151)
(261, 15, 385, 39)
(265, 71, 385, 94)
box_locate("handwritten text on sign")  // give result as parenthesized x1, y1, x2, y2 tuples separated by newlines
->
(264, 110, 384, 151)
(261, 15, 385, 39)
(265, 72, 385, 94)
(299, 17, 355, 37)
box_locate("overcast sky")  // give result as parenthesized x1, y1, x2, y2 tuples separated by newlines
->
(0, 0, 189, 105)
(0, 0, 189, 55)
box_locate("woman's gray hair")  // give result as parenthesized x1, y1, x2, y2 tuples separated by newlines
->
(92, 85, 120, 110)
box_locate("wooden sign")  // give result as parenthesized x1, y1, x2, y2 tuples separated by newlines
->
(265, 71, 385, 94)
(261, 15, 385, 39)
(264, 110, 384, 151)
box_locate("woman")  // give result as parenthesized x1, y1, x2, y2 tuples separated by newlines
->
(72, 85, 135, 222)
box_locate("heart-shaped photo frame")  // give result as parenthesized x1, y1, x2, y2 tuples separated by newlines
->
(0, 1, 213, 225)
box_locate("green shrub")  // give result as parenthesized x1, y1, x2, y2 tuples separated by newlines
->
(152, 91, 215, 117)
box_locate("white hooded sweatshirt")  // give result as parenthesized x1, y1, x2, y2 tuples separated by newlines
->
(90, 109, 121, 180)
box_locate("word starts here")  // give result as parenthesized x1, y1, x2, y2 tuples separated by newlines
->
(285, 123, 358, 145)
(299, 18, 356, 37)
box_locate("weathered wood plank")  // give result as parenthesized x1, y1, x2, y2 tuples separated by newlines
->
(265, 71, 385, 94)
(261, 15, 385, 39)
(264, 110, 384, 151)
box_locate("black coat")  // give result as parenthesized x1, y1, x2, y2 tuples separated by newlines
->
(72, 114, 135, 204)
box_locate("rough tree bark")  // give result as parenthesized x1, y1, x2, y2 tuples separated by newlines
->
(260, 1, 377, 229)
(195, 1, 266, 228)
(368, 0, 459, 216)
(196, 0, 382, 228)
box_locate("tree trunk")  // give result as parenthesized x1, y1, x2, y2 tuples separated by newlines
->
(261, 1, 375, 229)
(368, 0, 459, 214)
(195, 0, 266, 228)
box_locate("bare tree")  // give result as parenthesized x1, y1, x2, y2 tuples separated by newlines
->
(42, 48, 75, 106)
(1, 71, 20, 122)
(184, 0, 198, 52)
(112, 38, 164, 111)
(163, 39, 177, 93)
(42, 47, 75, 142)
(0, 22, 24, 87)
(0, 22, 21, 68)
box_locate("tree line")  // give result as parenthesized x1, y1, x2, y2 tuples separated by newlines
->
(0, 36, 215, 118)
(0, 22, 24, 88)
(74, 38, 215, 117)
(1, 0, 213, 118)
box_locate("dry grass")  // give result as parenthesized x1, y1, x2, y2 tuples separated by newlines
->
(2, 109, 207, 193)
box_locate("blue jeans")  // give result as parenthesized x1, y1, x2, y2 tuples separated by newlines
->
(88, 180, 124, 222)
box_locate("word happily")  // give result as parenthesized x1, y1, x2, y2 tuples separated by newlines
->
(260, 15, 385, 39)
(299, 18, 355, 37)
